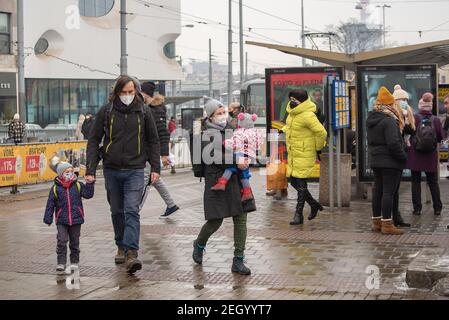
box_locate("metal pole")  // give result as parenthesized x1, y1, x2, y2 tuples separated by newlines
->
(382, 6, 386, 48)
(17, 0, 25, 120)
(228, 0, 233, 105)
(239, 0, 244, 89)
(120, 0, 128, 75)
(172, 80, 176, 118)
(245, 52, 248, 81)
(301, 0, 305, 67)
(337, 129, 342, 208)
(328, 76, 334, 211)
(209, 39, 213, 98)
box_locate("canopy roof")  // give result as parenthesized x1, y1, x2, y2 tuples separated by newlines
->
(246, 39, 449, 71)
(165, 96, 203, 106)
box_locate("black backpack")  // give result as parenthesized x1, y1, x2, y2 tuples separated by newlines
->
(413, 115, 437, 153)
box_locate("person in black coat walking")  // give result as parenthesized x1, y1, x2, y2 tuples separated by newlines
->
(192, 99, 255, 275)
(367, 87, 407, 235)
(81, 113, 94, 140)
(141, 82, 180, 218)
(86, 75, 161, 274)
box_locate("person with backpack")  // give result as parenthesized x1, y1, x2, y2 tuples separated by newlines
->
(86, 75, 161, 274)
(192, 99, 256, 275)
(44, 156, 95, 273)
(407, 92, 444, 216)
(367, 87, 407, 235)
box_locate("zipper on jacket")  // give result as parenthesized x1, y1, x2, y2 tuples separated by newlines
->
(137, 115, 141, 155)
(66, 188, 72, 226)
(105, 114, 115, 153)
(122, 114, 128, 167)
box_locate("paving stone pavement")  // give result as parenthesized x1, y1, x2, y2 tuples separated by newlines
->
(1, 168, 449, 300)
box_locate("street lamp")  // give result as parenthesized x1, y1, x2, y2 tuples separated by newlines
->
(376, 4, 391, 48)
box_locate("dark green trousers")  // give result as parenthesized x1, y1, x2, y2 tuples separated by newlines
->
(196, 213, 247, 257)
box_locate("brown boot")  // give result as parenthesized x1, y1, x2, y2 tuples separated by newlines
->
(125, 250, 142, 274)
(371, 217, 381, 232)
(114, 247, 125, 264)
(381, 219, 404, 235)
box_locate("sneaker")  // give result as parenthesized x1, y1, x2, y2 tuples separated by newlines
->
(56, 264, 65, 273)
(160, 205, 180, 218)
(192, 240, 205, 265)
(70, 263, 79, 270)
(434, 209, 442, 216)
(231, 257, 251, 275)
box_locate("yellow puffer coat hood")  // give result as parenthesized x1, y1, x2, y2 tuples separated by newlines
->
(282, 98, 327, 178)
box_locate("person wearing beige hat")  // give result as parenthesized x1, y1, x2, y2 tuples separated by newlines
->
(391, 84, 416, 228)
(366, 86, 407, 235)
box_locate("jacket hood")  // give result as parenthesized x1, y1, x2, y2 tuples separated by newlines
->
(151, 94, 165, 106)
(366, 111, 389, 128)
(286, 98, 317, 116)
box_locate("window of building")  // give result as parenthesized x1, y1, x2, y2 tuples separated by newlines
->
(163, 41, 176, 59)
(0, 12, 11, 54)
(34, 38, 49, 55)
(79, 0, 115, 17)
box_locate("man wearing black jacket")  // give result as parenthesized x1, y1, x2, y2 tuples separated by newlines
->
(141, 82, 180, 218)
(86, 76, 160, 274)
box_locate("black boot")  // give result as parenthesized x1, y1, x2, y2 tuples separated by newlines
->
(393, 211, 411, 228)
(231, 257, 251, 275)
(192, 240, 205, 265)
(290, 190, 305, 225)
(290, 212, 304, 225)
(308, 203, 323, 221)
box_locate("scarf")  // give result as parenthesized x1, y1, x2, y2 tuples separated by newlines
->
(57, 176, 75, 189)
(373, 103, 404, 132)
(205, 118, 227, 131)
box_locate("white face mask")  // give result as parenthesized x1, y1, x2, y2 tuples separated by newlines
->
(399, 101, 409, 110)
(213, 114, 227, 127)
(120, 94, 135, 106)
(63, 172, 75, 181)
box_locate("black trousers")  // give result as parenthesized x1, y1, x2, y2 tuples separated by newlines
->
(56, 224, 81, 265)
(392, 170, 403, 215)
(372, 168, 402, 220)
(290, 177, 320, 214)
(411, 171, 442, 211)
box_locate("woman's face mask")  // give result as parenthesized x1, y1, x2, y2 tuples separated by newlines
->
(213, 114, 227, 127)
(399, 100, 409, 110)
(289, 100, 299, 108)
(120, 94, 135, 106)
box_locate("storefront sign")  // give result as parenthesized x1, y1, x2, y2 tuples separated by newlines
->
(0, 72, 17, 97)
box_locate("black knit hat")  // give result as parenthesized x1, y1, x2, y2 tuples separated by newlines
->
(288, 89, 308, 103)
(141, 81, 156, 97)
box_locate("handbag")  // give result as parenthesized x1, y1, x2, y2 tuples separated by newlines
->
(266, 141, 288, 190)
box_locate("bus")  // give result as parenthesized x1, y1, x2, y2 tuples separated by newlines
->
(240, 78, 266, 129)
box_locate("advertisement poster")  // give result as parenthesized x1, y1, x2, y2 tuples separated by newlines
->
(356, 64, 438, 181)
(265, 67, 343, 179)
(0, 141, 87, 187)
(438, 84, 449, 161)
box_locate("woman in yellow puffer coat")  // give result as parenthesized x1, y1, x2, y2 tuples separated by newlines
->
(282, 89, 327, 225)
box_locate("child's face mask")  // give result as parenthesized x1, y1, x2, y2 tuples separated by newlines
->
(62, 172, 75, 181)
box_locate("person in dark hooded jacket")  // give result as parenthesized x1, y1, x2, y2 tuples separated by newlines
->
(366, 86, 407, 235)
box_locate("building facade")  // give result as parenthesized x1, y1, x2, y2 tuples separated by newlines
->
(0, 0, 17, 125)
(24, 0, 182, 127)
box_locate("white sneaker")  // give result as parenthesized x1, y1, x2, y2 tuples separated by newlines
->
(56, 264, 65, 272)
(70, 264, 79, 270)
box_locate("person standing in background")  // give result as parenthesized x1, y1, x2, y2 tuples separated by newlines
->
(8, 113, 25, 145)
(75, 114, 85, 140)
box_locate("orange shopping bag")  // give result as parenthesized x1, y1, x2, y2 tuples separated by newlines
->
(266, 141, 288, 190)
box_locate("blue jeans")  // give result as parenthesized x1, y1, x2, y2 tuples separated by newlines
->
(104, 168, 144, 251)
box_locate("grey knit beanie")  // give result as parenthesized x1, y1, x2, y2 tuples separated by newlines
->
(56, 162, 73, 176)
(204, 99, 224, 118)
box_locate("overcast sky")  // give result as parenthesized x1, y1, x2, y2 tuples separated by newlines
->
(171, 0, 449, 74)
